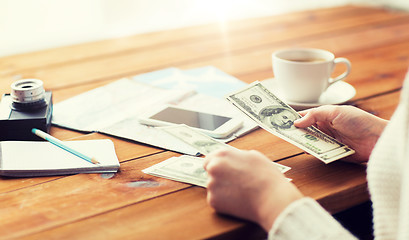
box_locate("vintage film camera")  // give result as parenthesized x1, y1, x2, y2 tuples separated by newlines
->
(0, 79, 53, 141)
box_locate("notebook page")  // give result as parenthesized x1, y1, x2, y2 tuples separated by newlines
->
(1, 139, 119, 171)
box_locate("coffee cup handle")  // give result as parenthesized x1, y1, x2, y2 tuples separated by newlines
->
(329, 57, 351, 84)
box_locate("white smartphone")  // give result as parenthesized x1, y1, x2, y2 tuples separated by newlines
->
(138, 105, 243, 138)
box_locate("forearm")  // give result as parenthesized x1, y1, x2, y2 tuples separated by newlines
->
(268, 198, 357, 240)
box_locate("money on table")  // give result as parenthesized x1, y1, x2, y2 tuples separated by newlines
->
(143, 124, 292, 187)
(143, 155, 208, 187)
(160, 124, 235, 155)
(143, 155, 291, 188)
(226, 81, 355, 164)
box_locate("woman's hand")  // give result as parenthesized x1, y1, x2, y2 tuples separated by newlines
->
(204, 148, 303, 231)
(294, 105, 388, 163)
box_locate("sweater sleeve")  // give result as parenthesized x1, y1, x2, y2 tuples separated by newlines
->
(268, 197, 357, 240)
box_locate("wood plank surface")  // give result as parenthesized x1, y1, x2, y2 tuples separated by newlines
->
(1, 151, 185, 239)
(17, 187, 246, 240)
(0, 5, 408, 240)
(0, 6, 399, 75)
(8, 154, 367, 240)
(1, 6, 408, 97)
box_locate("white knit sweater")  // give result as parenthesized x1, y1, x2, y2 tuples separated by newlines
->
(269, 72, 409, 240)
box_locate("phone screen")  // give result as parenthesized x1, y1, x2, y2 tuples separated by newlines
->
(150, 107, 231, 131)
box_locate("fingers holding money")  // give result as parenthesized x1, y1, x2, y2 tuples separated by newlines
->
(144, 124, 291, 188)
(204, 148, 302, 231)
(204, 148, 291, 178)
(226, 82, 355, 163)
(295, 105, 389, 163)
(295, 105, 338, 127)
(294, 106, 340, 136)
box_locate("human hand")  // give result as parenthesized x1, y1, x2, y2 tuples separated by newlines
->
(294, 105, 388, 163)
(204, 148, 303, 231)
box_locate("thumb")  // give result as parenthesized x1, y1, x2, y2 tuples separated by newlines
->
(294, 107, 335, 128)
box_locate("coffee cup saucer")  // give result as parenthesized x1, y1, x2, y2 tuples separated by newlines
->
(261, 78, 356, 110)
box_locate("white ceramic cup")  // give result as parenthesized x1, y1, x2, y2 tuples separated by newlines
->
(272, 48, 351, 103)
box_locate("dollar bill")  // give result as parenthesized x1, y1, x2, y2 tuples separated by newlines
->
(143, 155, 208, 187)
(143, 155, 291, 188)
(272, 161, 291, 173)
(226, 81, 355, 164)
(160, 124, 234, 155)
(161, 124, 291, 171)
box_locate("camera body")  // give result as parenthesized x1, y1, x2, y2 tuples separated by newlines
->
(0, 79, 53, 141)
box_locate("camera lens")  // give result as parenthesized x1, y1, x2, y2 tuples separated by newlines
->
(11, 79, 47, 111)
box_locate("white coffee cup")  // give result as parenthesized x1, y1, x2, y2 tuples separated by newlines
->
(272, 48, 351, 103)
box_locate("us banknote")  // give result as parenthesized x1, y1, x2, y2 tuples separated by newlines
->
(160, 124, 291, 172)
(143, 154, 291, 188)
(143, 155, 208, 187)
(160, 124, 234, 155)
(226, 81, 355, 164)
(147, 124, 292, 185)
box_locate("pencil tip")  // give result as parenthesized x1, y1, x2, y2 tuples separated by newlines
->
(91, 158, 101, 165)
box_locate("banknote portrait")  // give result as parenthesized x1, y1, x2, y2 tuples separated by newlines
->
(260, 106, 298, 130)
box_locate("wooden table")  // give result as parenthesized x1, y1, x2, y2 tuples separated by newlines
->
(1, 5, 408, 239)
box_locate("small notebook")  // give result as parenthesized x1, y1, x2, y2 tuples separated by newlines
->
(0, 139, 120, 177)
